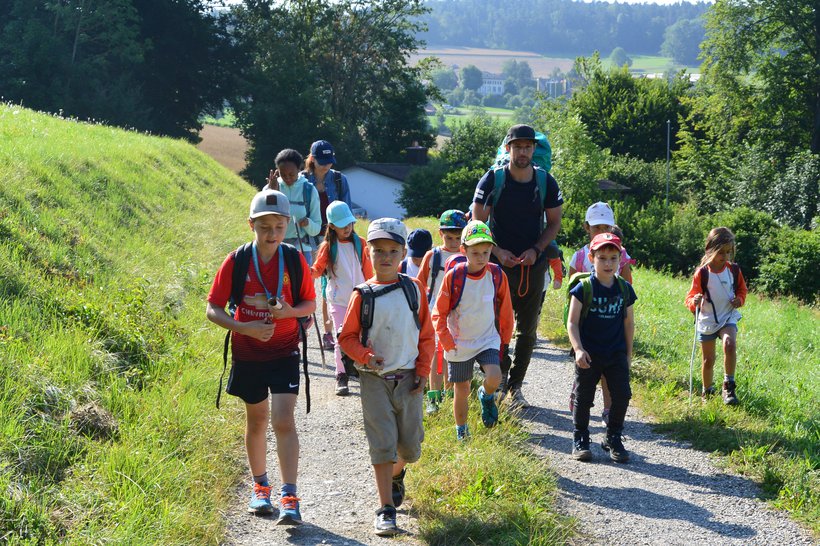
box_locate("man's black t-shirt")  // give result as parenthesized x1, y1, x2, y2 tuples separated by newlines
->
(473, 167, 563, 257)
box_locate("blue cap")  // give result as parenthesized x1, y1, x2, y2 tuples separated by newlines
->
(406, 228, 433, 257)
(326, 200, 356, 228)
(310, 140, 336, 165)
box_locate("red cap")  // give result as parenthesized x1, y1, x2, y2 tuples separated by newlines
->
(589, 232, 622, 252)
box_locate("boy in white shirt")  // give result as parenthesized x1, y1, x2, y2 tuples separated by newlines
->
(432, 221, 514, 440)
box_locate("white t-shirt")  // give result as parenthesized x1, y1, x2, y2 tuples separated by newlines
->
(327, 242, 366, 307)
(697, 267, 742, 335)
(443, 270, 500, 363)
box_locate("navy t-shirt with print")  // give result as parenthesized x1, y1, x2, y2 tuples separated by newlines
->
(473, 166, 563, 257)
(570, 275, 637, 353)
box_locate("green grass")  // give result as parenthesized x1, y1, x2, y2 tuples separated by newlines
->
(540, 263, 819, 534)
(0, 104, 253, 543)
(393, 218, 573, 544)
(200, 108, 237, 128)
(604, 54, 700, 74)
(429, 105, 517, 135)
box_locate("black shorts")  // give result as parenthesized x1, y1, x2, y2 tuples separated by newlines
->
(226, 353, 300, 404)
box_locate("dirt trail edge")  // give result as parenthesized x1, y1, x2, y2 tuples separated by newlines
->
(223, 340, 814, 546)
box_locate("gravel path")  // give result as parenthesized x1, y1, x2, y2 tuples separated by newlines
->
(223, 338, 815, 545)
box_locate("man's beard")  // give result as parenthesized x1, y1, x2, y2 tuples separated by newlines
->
(513, 157, 531, 169)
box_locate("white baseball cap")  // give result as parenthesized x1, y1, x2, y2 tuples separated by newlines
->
(367, 217, 407, 245)
(585, 202, 615, 226)
(249, 189, 291, 219)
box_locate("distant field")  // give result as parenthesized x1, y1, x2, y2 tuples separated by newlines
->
(412, 46, 574, 78)
(604, 54, 700, 74)
(196, 124, 248, 174)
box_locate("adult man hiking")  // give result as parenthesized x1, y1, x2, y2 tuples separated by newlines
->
(471, 124, 563, 408)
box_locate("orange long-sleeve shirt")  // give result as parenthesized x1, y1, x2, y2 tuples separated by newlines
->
(549, 257, 564, 283)
(338, 277, 436, 378)
(432, 265, 514, 355)
(417, 246, 463, 301)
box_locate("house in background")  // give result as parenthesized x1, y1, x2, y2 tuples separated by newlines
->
(344, 146, 428, 219)
(478, 72, 504, 96)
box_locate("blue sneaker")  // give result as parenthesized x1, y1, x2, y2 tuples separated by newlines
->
(456, 424, 470, 441)
(248, 482, 273, 514)
(276, 495, 302, 525)
(478, 386, 498, 428)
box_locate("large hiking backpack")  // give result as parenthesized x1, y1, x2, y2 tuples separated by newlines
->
(218, 242, 312, 412)
(562, 272, 628, 329)
(340, 274, 421, 375)
(494, 131, 552, 172)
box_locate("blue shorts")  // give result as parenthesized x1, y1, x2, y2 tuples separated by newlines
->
(226, 353, 300, 404)
(698, 324, 737, 342)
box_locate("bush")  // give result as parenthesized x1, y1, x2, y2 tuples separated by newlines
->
(603, 155, 676, 206)
(711, 207, 779, 283)
(766, 150, 820, 230)
(757, 227, 820, 303)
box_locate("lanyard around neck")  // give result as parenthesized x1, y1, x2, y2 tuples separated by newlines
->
(251, 242, 284, 302)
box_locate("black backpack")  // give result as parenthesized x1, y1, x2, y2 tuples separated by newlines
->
(340, 274, 421, 375)
(217, 242, 311, 412)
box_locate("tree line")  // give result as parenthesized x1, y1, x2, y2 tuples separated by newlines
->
(0, 0, 435, 184)
(419, 0, 710, 61)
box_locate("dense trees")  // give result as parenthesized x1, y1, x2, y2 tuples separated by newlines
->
(0, 0, 234, 140)
(420, 0, 710, 57)
(661, 18, 705, 65)
(229, 0, 435, 184)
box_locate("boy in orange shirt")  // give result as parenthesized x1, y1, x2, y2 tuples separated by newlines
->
(432, 221, 514, 440)
(338, 218, 435, 536)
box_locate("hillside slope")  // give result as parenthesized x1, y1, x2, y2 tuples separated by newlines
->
(0, 105, 254, 543)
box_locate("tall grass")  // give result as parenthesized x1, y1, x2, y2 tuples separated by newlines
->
(1, 105, 252, 543)
(540, 263, 819, 533)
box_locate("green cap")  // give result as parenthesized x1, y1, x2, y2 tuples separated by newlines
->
(461, 220, 496, 246)
(439, 209, 468, 230)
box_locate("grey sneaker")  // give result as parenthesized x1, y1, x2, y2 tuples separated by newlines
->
(572, 430, 592, 461)
(497, 372, 508, 402)
(374, 505, 399, 536)
(335, 373, 349, 396)
(507, 387, 530, 409)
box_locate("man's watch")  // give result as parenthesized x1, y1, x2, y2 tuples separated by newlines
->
(530, 246, 542, 258)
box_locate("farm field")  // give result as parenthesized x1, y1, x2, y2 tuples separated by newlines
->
(196, 124, 248, 174)
(412, 46, 574, 77)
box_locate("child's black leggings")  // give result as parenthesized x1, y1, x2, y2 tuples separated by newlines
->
(573, 351, 631, 434)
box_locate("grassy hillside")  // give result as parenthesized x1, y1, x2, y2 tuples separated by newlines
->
(539, 263, 819, 533)
(0, 105, 254, 543)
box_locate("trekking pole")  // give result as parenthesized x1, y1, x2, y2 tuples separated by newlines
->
(688, 308, 699, 406)
(294, 220, 327, 369)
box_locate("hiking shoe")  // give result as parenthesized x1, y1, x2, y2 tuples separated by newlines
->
(478, 386, 498, 428)
(722, 381, 739, 405)
(322, 332, 335, 350)
(335, 373, 349, 396)
(507, 387, 530, 409)
(391, 468, 406, 508)
(601, 408, 610, 427)
(456, 424, 470, 442)
(701, 385, 716, 403)
(276, 495, 302, 525)
(374, 505, 399, 536)
(572, 430, 592, 461)
(601, 432, 630, 463)
(498, 372, 509, 402)
(247, 482, 273, 514)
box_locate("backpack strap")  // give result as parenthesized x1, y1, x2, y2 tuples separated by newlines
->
(400, 259, 408, 274)
(448, 262, 470, 311)
(333, 169, 343, 200)
(729, 262, 740, 291)
(616, 276, 629, 320)
(217, 243, 253, 409)
(491, 167, 506, 208)
(580, 276, 594, 322)
(397, 274, 421, 330)
(427, 247, 443, 303)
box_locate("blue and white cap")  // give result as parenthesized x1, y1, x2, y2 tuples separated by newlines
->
(367, 218, 407, 245)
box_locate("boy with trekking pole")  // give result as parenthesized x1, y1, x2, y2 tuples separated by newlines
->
(432, 221, 514, 440)
(566, 233, 636, 463)
(206, 189, 316, 523)
(338, 218, 435, 536)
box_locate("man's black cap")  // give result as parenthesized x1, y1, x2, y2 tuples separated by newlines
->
(506, 124, 536, 143)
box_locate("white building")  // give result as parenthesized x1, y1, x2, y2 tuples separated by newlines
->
(343, 163, 413, 219)
(478, 72, 504, 96)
